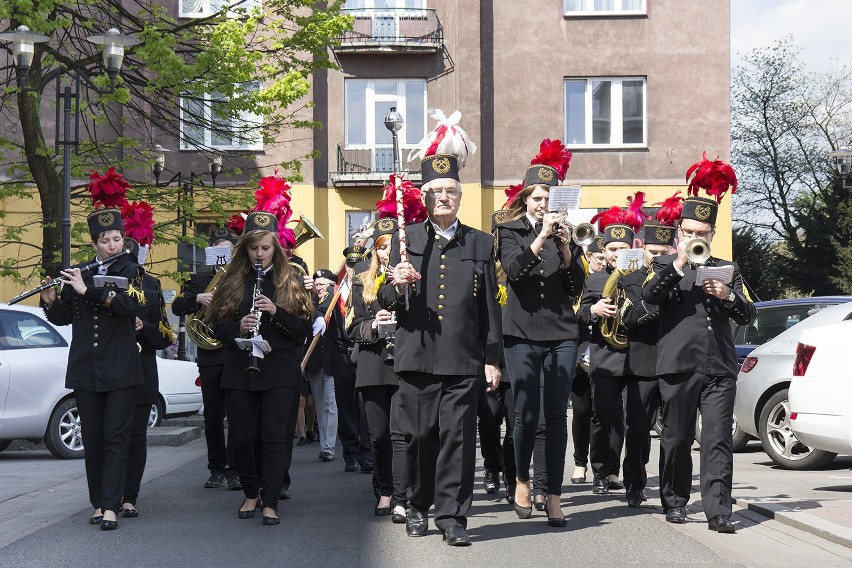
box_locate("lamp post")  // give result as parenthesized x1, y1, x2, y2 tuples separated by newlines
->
(0, 25, 140, 269)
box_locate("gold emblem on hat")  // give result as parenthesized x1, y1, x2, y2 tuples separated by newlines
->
(611, 227, 626, 239)
(655, 227, 672, 242)
(695, 204, 712, 221)
(595, 236, 604, 248)
(377, 218, 395, 232)
(98, 211, 115, 227)
(254, 213, 272, 227)
(537, 167, 554, 183)
(432, 157, 451, 175)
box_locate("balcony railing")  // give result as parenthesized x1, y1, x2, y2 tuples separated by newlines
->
(330, 143, 422, 187)
(335, 8, 443, 54)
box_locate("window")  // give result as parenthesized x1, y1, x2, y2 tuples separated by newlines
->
(344, 0, 425, 8)
(564, 0, 646, 16)
(346, 211, 378, 246)
(344, 78, 426, 170)
(0, 311, 66, 350)
(180, 84, 263, 151)
(563, 77, 646, 147)
(180, 0, 261, 18)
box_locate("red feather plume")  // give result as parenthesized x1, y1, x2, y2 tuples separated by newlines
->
(226, 212, 247, 235)
(590, 206, 624, 232)
(654, 191, 684, 226)
(623, 191, 650, 233)
(121, 201, 155, 246)
(254, 175, 292, 218)
(686, 151, 738, 203)
(529, 138, 573, 181)
(88, 167, 130, 209)
(503, 181, 524, 209)
(375, 174, 428, 225)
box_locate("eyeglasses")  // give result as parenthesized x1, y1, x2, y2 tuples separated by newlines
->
(425, 188, 460, 199)
(679, 227, 714, 239)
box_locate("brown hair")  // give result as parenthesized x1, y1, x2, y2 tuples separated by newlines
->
(358, 233, 392, 305)
(208, 230, 314, 325)
(505, 184, 549, 222)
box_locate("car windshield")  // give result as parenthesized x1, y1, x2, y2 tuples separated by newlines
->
(730, 303, 831, 347)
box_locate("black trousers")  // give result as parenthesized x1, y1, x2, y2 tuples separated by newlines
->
(397, 373, 479, 530)
(658, 373, 735, 520)
(361, 385, 403, 498)
(199, 365, 236, 476)
(477, 381, 516, 484)
(281, 388, 300, 491)
(75, 387, 137, 514)
(331, 353, 364, 465)
(225, 386, 298, 512)
(589, 375, 628, 479)
(389, 389, 409, 509)
(122, 403, 150, 505)
(570, 369, 592, 468)
(623, 376, 660, 492)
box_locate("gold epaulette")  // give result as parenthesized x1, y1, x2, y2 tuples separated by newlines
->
(496, 283, 507, 307)
(572, 287, 583, 314)
(127, 284, 146, 305)
(643, 270, 656, 286)
(159, 320, 173, 341)
(373, 271, 387, 294)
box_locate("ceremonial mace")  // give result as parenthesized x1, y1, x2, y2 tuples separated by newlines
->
(384, 107, 410, 309)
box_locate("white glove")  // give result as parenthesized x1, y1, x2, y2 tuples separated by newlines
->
(312, 316, 327, 336)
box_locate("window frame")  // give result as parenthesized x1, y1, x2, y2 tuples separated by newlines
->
(0, 311, 67, 351)
(563, 0, 647, 17)
(563, 76, 647, 149)
(179, 0, 262, 19)
(343, 78, 427, 151)
(179, 84, 264, 152)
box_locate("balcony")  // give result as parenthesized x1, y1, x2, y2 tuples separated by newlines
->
(330, 143, 422, 187)
(334, 8, 443, 54)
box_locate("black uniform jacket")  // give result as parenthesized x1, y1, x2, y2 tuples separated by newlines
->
(579, 267, 627, 377)
(135, 274, 173, 405)
(379, 221, 503, 376)
(43, 254, 145, 392)
(316, 284, 354, 376)
(213, 275, 311, 391)
(497, 217, 585, 341)
(620, 266, 661, 379)
(172, 270, 225, 367)
(643, 255, 756, 378)
(347, 265, 397, 389)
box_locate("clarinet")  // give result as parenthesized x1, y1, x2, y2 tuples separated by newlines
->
(246, 260, 264, 374)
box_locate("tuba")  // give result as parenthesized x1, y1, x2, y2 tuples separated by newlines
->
(293, 214, 324, 249)
(185, 266, 227, 351)
(598, 266, 637, 350)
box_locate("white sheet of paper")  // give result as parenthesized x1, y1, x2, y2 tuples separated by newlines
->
(548, 186, 582, 211)
(93, 275, 129, 289)
(235, 336, 271, 358)
(137, 245, 149, 265)
(696, 265, 735, 285)
(205, 246, 232, 266)
(616, 249, 644, 271)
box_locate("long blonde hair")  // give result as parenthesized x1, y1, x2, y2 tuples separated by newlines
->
(208, 230, 314, 324)
(505, 184, 549, 222)
(358, 233, 392, 305)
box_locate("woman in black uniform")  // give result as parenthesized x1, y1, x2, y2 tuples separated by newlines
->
(208, 211, 313, 526)
(40, 208, 145, 530)
(497, 164, 584, 527)
(348, 218, 409, 521)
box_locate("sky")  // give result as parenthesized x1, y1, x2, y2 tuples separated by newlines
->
(731, 0, 852, 72)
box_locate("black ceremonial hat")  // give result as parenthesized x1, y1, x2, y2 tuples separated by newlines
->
(680, 196, 718, 226)
(420, 154, 460, 185)
(87, 207, 124, 239)
(243, 211, 279, 235)
(602, 224, 635, 246)
(344, 245, 369, 265)
(209, 227, 238, 247)
(643, 224, 676, 247)
(372, 217, 397, 241)
(588, 235, 605, 253)
(313, 268, 338, 284)
(523, 164, 559, 188)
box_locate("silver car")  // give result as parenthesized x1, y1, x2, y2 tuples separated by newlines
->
(0, 304, 202, 459)
(734, 301, 852, 469)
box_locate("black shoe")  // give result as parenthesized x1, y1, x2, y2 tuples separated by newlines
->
(88, 514, 103, 525)
(626, 489, 646, 508)
(607, 478, 624, 491)
(406, 508, 428, 537)
(305, 431, 317, 443)
(280, 488, 292, 500)
(226, 475, 242, 491)
(262, 514, 280, 526)
(571, 468, 587, 484)
(121, 504, 138, 518)
(296, 436, 307, 446)
(547, 515, 568, 528)
(391, 507, 407, 524)
(533, 495, 546, 512)
(708, 514, 736, 533)
(238, 499, 257, 519)
(360, 460, 375, 474)
(442, 525, 472, 546)
(204, 472, 226, 488)
(665, 506, 686, 524)
(592, 476, 609, 495)
(505, 485, 516, 505)
(344, 461, 361, 472)
(375, 503, 391, 516)
(319, 451, 334, 462)
(483, 470, 499, 494)
(99, 519, 118, 531)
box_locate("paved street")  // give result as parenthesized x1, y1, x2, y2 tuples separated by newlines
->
(1, 422, 851, 568)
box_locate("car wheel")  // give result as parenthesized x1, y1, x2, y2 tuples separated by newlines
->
(43, 398, 85, 459)
(758, 390, 837, 470)
(148, 399, 164, 428)
(694, 411, 751, 452)
(0, 440, 12, 452)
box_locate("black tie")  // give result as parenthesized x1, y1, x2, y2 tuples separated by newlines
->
(534, 222, 543, 234)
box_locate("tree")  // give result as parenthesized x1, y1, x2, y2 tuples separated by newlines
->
(0, 0, 351, 281)
(731, 37, 852, 296)
(732, 226, 788, 301)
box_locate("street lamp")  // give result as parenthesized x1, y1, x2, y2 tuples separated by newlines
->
(0, 24, 141, 269)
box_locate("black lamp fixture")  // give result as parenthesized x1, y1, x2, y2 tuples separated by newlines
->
(152, 145, 224, 188)
(0, 25, 49, 89)
(85, 28, 141, 89)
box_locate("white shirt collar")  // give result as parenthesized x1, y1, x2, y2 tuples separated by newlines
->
(525, 213, 539, 228)
(430, 219, 459, 240)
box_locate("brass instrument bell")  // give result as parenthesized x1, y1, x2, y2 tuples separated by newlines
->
(686, 238, 711, 265)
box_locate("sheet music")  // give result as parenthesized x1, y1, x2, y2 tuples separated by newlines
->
(205, 245, 232, 266)
(93, 275, 129, 289)
(616, 249, 644, 271)
(137, 245, 149, 265)
(548, 186, 582, 212)
(696, 265, 734, 285)
(235, 336, 271, 358)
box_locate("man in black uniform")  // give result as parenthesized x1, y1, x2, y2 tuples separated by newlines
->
(380, 153, 503, 546)
(643, 165, 755, 532)
(172, 227, 241, 491)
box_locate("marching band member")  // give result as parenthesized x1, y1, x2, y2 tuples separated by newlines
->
(643, 154, 755, 532)
(496, 139, 583, 527)
(618, 193, 681, 508)
(380, 110, 501, 546)
(579, 194, 647, 496)
(40, 204, 146, 531)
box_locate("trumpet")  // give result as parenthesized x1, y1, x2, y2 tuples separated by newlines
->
(686, 238, 711, 265)
(552, 207, 597, 247)
(246, 260, 264, 374)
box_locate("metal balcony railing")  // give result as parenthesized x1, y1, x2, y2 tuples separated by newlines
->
(330, 143, 422, 187)
(335, 8, 443, 53)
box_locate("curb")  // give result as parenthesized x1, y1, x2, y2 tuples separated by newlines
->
(147, 426, 201, 446)
(734, 497, 852, 549)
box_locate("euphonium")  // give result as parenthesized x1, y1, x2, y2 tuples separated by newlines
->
(598, 267, 636, 350)
(686, 238, 711, 265)
(293, 214, 324, 249)
(185, 266, 227, 351)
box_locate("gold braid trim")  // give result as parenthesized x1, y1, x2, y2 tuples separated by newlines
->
(373, 271, 387, 294)
(127, 284, 146, 305)
(572, 285, 584, 314)
(643, 270, 656, 285)
(496, 284, 507, 307)
(159, 320, 173, 340)
(581, 256, 590, 278)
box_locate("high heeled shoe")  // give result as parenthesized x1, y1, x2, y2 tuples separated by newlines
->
(513, 482, 532, 519)
(534, 495, 547, 512)
(238, 498, 257, 519)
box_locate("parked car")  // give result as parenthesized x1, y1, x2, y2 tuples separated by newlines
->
(789, 319, 852, 459)
(734, 300, 852, 469)
(0, 304, 202, 459)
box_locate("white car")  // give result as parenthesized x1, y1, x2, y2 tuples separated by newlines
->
(789, 319, 852, 457)
(0, 303, 202, 459)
